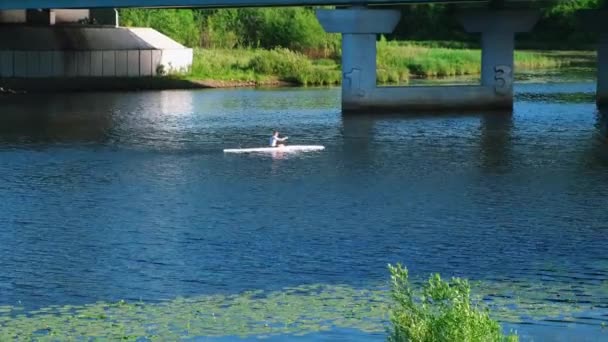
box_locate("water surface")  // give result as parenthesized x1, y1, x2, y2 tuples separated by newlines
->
(0, 71, 607, 340)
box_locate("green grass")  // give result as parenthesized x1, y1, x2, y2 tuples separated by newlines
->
(189, 48, 267, 82)
(189, 48, 340, 86)
(185, 43, 592, 86)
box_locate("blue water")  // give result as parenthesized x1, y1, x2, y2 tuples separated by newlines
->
(0, 76, 607, 340)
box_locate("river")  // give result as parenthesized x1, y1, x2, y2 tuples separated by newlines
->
(0, 69, 607, 341)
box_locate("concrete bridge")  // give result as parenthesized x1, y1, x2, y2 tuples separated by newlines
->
(1, 1, 607, 112)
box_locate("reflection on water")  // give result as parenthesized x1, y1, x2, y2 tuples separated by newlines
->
(596, 108, 608, 143)
(479, 111, 514, 173)
(0, 73, 607, 341)
(586, 109, 608, 172)
(0, 94, 114, 144)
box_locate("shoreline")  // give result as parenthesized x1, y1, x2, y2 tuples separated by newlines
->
(0, 47, 596, 94)
(0, 77, 298, 94)
(0, 64, 596, 94)
(191, 78, 296, 88)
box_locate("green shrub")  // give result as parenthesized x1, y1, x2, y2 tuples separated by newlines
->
(119, 8, 340, 55)
(197, 8, 339, 54)
(307, 67, 340, 86)
(388, 264, 517, 342)
(377, 69, 389, 84)
(247, 48, 312, 81)
(121, 3, 603, 52)
(120, 9, 201, 47)
(186, 45, 582, 86)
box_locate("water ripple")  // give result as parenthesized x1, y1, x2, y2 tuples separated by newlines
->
(0, 84, 607, 340)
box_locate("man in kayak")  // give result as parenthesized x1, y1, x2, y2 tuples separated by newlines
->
(270, 131, 288, 147)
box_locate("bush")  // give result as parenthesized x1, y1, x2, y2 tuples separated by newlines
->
(189, 48, 264, 82)
(247, 48, 312, 81)
(305, 67, 340, 86)
(197, 8, 339, 54)
(388, 264, 517, 342)
(120, 9, 201, 47)
(121, 3, 603, 52)
(119, 8, 340, 55)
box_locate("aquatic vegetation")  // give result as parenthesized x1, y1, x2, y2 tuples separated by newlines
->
(0, 284, 390, 340)
(388, 264, 517, 342)
(1, 274, 606, 340)
(472, 278, 608, 325)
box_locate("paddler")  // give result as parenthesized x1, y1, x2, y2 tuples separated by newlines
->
(270, 130, 288, 147)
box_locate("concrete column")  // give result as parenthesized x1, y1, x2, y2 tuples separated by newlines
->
(341, 34, 376, 94)
(459, 10, 539, 103)
(479, 31, 514, 90)
(316, 8, 400, 106)
(90, 8, 118, 27)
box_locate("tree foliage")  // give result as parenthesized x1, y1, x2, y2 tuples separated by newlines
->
(119, 2, 602, 51)
(120, 9, 202, 47)
(120, 7, 339, 55)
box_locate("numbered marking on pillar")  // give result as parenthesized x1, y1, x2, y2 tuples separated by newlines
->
(344, 68, 365, 97)
(494, 65, 512, 96)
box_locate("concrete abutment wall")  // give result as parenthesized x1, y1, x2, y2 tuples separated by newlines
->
(0, 9, 192, 87)
(0, 49, 192, 78)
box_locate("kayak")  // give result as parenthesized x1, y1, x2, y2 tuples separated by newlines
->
(223, 145, 325, 153)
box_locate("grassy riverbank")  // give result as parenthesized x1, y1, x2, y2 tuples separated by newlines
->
(119, 5, 602, 54)
(187, 41, 595, 87)
(117, 8, 598, 88)
(0, 44, 593, 93)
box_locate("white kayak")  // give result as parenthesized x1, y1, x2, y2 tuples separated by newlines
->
(224, 145, 325, 153)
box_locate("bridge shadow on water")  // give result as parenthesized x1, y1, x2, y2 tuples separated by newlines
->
(0, 90, 196, 148)
(339, 109, 516, 174)
(0, 93, 116, 145)
(585, 106, 608, 168)
(340, 104, 608, 174)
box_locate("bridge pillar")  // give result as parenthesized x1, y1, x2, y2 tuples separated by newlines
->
(459, 10, 539, 107)
(316, 8, 400, 111)
(578, 10, 608, 106)
(315, 8, 539, 112)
